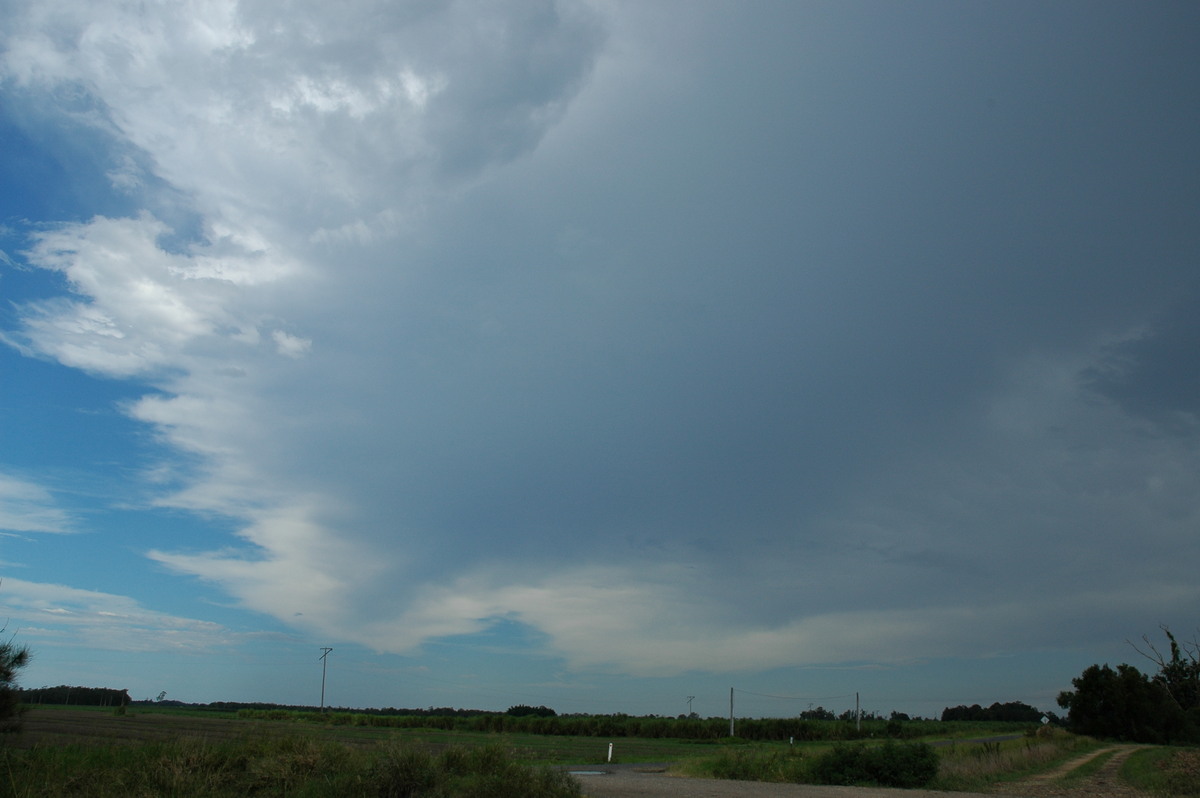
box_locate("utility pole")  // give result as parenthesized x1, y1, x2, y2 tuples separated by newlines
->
(686, 696, 695, 717)
(319, 647, 333, 711)
(729, 688, 735, 737)
(856, 692, 861, 733)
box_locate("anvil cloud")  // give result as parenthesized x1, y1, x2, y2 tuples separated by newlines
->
(2, 0, 1198, 716)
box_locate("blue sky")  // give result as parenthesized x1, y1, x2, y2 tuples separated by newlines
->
(2, 0, 1199, 719)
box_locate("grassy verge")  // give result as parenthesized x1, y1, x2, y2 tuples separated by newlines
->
(676, 739, 941, 789)
(929, 729, 1101, 792)
(674, 743, 813, 782)
(0, 738, 582, 798)
(1121, 747, 1200, 797)
(691, 732, 1103, 793)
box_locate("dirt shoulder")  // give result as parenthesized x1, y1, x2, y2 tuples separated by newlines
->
(571, 765, 995, 798)
(570, 745, 1159, 798)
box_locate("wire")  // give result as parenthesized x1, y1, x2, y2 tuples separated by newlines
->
(733, 688, 856, 702)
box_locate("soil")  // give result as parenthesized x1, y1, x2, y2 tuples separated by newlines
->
(570, 765, 997, 798)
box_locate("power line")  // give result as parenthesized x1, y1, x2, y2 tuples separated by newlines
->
(733, 688, 856, 702)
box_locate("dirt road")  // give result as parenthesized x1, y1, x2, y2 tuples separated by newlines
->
(571, 766, 997, 798)
(986, 745, 1152, 798)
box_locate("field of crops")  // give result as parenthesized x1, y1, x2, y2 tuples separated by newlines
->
(7, 707, 1197, 797)
(9, 706, 701, 764)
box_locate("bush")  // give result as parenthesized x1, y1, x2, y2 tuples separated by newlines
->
(373, 744, 580, 798)
(706, 749, 806, 782)
(0, 635, 30, 733)
(812, 741, 939, 788)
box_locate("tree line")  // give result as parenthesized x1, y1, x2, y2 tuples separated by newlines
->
(18, 685, 131, 707)
(234, 708, 1023, 741)
(940, 701, 1047, 723)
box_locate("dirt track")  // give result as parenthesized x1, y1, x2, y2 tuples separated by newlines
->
(571, 765, 997, 798)
(985, 745, 1152, 798)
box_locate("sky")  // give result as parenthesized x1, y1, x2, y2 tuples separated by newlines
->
(1, 0, 1199, 720)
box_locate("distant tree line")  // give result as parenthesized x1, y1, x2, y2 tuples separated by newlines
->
(505, 704, 557, 717)
(1058, 626, 1199, 744)
(233, 707, 1030, 742)
(940, 701, 1045, 723)
(797, 706, 882, 721)
(19, 685, 130, 707)
(131, 700, 501, 717)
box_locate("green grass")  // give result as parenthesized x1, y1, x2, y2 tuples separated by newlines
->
(679, 739, 942, 789)
(15, 705, 710, 765)
(1121, 747, 1200, 797)
(0, 738, 582, 798)
(674, 740, 817, 780)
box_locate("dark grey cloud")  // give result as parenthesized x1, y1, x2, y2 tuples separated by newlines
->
(1087, 310, 1200, 431)
(5, 0, 1200, 682)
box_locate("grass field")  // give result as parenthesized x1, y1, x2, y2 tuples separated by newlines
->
(7, 706, 1198, 796)
(4, 708, 592, 797)
(8, 705, 705, 764)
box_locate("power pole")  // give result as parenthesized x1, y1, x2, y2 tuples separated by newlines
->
(686, 695, 695, 717)
(729, 687, 735, 737)
(319, 647, 333, 711)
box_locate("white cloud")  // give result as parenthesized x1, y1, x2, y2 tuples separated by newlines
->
(271, 330, 311, 359)
(12, 214, 296, 377)
(0, 0, 602, 244)
(0, 473, 75, 534)
(147, 503, 383, 633)
(0, 577, 233, 653)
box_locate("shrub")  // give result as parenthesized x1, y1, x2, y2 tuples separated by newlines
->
(372, 744, 581, 798)
(0, 634, 30, 732)
(707, 749, 806, 782)
(375, 747, 442, 797)
(812, 741, 939, 789)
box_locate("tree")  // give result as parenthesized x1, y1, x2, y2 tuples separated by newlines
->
(1057, 630, 1199, 745)
(1130, 625, 1200, 714)
(1, 628, 31, 731)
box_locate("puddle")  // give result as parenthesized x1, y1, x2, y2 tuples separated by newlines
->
(568, 771, 607, 776)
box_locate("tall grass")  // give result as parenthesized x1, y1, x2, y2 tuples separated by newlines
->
(683, 747, 809, 782)
(929, 727, 1100, 792)
(678, 740, 940, 788)
(0, 738, 580, 798)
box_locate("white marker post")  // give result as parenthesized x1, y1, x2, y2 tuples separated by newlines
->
(607, 742, 613, 762)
